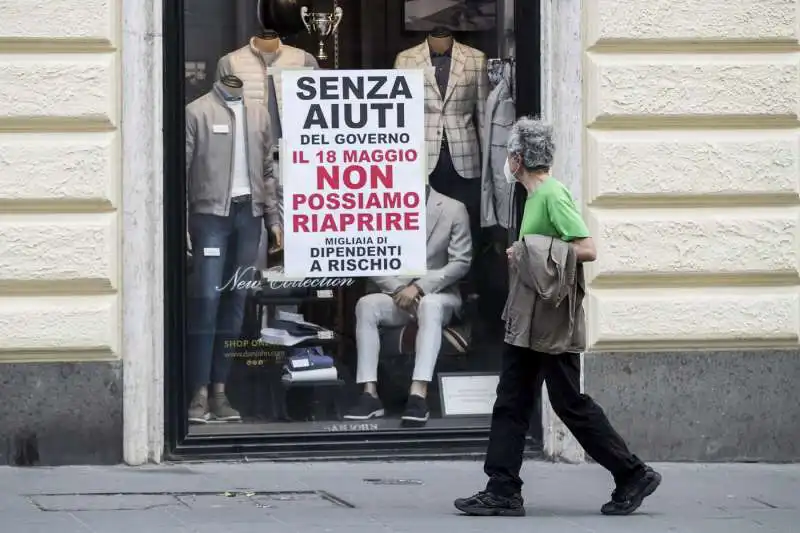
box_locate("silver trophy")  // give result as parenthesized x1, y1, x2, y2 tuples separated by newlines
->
(300, 5, 343, 61)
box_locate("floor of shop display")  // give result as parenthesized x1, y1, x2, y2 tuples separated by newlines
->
(188, 415, 492, 436)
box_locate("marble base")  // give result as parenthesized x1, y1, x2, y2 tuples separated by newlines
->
(0, 361, 123, 465)
(585, 350, 800, 462)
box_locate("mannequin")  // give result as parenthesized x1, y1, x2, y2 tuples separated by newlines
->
(184, 74, 281, 424)
(428, 27, 453, 57)
(394, 29, 489, 290)
(216, 0, 318, 111)
(215, 0, 317, 280)
(254, 30, 281, 54)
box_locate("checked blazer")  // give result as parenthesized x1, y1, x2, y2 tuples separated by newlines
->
(394, 40, 489, 180)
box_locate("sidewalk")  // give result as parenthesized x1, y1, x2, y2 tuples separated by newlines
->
(1, 460, 797, 532)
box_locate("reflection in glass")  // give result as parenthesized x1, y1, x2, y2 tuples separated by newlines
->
(181, 0, 519, 439)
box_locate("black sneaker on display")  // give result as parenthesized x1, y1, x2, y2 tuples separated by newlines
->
(454, 490, 526, 517)
(600, 466, 662, 516)
(400, 394, 429, 426)
(343, 393, 385, 420)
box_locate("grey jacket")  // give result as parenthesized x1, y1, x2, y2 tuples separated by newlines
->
(503, 235, 586, 354)
(185, 83, 280, 225)
(480, 75, 516, 228)
(371, 189, 472, 301)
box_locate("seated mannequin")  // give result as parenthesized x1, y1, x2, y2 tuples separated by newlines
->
(344, 187, 472, 426)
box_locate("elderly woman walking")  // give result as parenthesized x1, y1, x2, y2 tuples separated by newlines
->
(454, 117, 661, 517)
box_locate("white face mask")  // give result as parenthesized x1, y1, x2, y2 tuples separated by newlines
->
(503, 158, 517, 184)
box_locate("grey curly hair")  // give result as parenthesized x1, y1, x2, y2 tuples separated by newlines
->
(506, 116, 555, 171)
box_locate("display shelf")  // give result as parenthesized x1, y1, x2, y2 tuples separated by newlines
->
(254, 270, 351, 305)
(257, 335, 341, 349)
(188, 415, 494, 436)
(281, 378, 345, 389)
(251, 292, 339, 306)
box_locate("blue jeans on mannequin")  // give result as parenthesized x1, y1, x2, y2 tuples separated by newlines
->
(186, 200, 262, 396)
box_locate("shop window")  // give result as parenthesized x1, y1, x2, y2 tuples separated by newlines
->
(171, 0, 540, 451)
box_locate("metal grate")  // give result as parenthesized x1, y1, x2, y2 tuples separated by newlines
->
(363, 478, 424, 486)
(27, 490, 355, 512)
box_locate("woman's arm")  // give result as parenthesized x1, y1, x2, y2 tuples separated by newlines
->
(571, 237, 597, 263)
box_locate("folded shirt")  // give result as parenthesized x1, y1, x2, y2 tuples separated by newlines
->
(282, 366, 338, 383)
(287, 349, 334, 371)
(271, 319, 323, 337)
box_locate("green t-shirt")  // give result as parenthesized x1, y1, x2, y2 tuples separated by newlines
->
(518, 178, 590, 242)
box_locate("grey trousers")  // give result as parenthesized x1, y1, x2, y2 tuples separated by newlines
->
(355, 292, 461, 383)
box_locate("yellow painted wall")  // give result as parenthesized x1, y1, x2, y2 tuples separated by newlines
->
(0, 1, 120, 362)
(583, 0, 800, 351)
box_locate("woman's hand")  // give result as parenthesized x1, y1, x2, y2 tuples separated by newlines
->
(506, 244, 519, 269)
(571, 237, 597, 263)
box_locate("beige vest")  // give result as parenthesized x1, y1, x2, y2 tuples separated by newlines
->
(215, 39, 316, 115)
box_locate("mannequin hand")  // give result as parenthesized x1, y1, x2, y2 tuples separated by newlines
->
(393, 284, 421, 311)
(269, 225, 284, 252)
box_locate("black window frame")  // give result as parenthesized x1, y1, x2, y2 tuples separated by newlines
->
(162, 0, 542, 460)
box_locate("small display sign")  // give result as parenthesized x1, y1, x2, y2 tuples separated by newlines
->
(438, 372, 500, 417)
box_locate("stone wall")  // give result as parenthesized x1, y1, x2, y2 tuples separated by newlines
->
(0, 0, 122, 465)
(582, 0, 800, 461)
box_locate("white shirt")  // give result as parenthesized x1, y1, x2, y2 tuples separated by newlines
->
(225, 98, 251, 198)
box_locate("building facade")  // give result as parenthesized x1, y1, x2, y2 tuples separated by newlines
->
(0, 0, 797, 465)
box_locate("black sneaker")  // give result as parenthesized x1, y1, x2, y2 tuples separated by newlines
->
(454, 490, 525, 517)
(401, 394, 429, 426)
(601, 466, 662, 515)
(343, 393, 385, 420)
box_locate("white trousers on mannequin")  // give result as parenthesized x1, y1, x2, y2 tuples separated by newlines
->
(355, 292, 461, 384)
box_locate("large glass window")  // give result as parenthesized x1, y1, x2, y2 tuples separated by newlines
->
(177, 0, 531, 443)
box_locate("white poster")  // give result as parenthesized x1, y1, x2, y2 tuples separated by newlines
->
(439, 374, 500, 416)
(280, 70, 427, 278)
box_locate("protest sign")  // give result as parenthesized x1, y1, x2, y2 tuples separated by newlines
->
(280, 69, 427, 278)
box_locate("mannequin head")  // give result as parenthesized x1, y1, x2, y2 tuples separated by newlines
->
(221, 75, 243, 89)
(260, 28, 279, 39)
(427, 25, 453, 54)
(218, 75, 244, 99)
(429, 25, 452, 38)
(257, 0, 312, 37)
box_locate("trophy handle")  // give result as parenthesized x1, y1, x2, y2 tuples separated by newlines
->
(332, 6, 344, 34)
(300, 6, 312, 33)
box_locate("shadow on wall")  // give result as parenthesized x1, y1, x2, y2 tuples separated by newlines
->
(6, 431, 40, 466)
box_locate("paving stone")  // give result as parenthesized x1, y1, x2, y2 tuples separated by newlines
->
(0, 462, 798, 533)
(30, 494, 180, 512)
(68, 509, 185, 531)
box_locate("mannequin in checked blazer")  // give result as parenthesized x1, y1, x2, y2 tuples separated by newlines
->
(394, 38, 489, 181)
(395, 35, 488, 286)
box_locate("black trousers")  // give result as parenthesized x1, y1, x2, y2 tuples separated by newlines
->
(484, 344, 644, 496)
